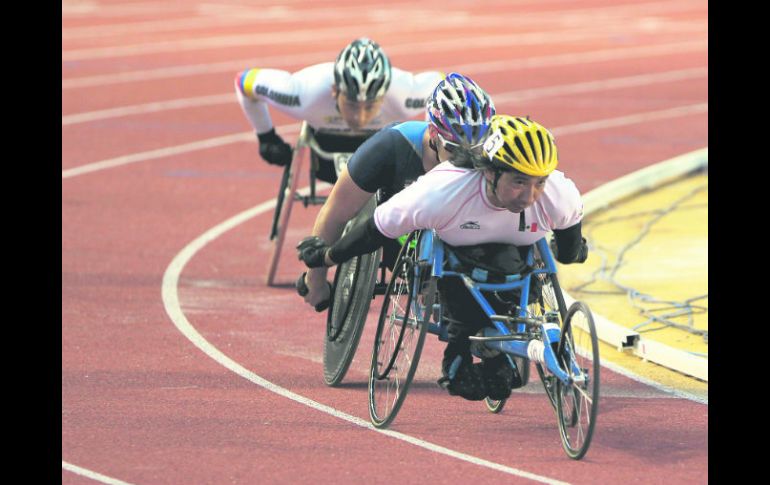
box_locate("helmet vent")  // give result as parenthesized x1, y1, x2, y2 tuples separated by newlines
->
(536, 130, 547, 163)
(525, 132, 537, 161)
(503, 139, 518, 161)
(441, 100, 453, 117)
(514, 136, 528, 162)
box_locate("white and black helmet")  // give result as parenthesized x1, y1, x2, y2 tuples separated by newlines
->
(334, 38, 392, 102)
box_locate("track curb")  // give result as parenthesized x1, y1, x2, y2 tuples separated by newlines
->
(563, 147, 708, 381)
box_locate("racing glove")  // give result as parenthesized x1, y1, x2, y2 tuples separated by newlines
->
(550, 236, 589, 264)
(297, 236, 333, 268)
(257, 128, 293, 166)
(295, 272, 332, 312)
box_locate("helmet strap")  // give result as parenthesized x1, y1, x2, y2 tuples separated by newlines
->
(492, 169, 503, 193)
(427, 126, 441, 162)
(331, 85, 342, 114)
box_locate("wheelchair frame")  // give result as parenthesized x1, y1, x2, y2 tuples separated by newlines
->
(265, 121, 357, 286)
(368, 230, 601, 460)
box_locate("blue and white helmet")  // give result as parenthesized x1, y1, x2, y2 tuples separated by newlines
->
(334, 38, 392, 102)
(428, 72, 495, 148)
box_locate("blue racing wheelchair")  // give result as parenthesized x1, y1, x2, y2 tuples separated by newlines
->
(368, 230, 601, 460)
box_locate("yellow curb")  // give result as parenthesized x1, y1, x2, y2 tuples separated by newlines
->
(558, 149, 707, 399)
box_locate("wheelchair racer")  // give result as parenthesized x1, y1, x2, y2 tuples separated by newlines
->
(297, 72, 496, 311)
(235, 37, 444, 184)
(297, 115, 589, 402)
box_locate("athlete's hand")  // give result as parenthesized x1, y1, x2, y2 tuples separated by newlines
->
(297, 236, 332, 268)
(257, 128, 292, 166)
(296, 271, 332, 312)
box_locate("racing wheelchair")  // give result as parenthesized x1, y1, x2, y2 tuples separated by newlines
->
(367, 230, 601, 460)
(266, 121, 385, 386)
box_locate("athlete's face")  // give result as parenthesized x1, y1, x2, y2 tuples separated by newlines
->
(333, 87, 384, 129)
(485, 169, 548, 213)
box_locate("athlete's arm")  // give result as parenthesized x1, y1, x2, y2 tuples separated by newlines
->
(234, 68, 293, 134)
(551, 222, 588, 264)
(303, 166, 375, 292)
(299, 216, 388, 269)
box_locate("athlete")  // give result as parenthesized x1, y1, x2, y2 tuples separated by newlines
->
(296, 73, 495, 311)
(296, 114, 589, 402)
(234, 37, 444, 184)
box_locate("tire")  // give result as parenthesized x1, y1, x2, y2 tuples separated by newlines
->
(368, 231, 434, 428)
(323, 197, 380, 386)
(555, 301, 600, 460)
(485, 397, 506, 413)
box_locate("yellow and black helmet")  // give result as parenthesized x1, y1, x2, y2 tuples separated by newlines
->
(482, 115, 558, 176)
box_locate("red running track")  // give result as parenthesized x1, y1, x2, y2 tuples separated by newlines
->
(62, 1, 707, 483)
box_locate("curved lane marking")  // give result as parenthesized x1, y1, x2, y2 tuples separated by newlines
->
(62, 2, 702, 61)
(63, 67, 706, 126)
(62, 40, 705, 89)
(63, 103, 707, 179)
(160, 192, 570, 484)
(62, 461, 134, 485)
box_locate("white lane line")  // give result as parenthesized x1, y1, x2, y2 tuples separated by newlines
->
(61, 1, 704, 61)
(62, 23, 402, 61)
(63, 67, 706, 126)
(62, 1, 197, 17)
(62, 132, 253, 179)
(490, 67, 707, 104)
(62, 3, 532, 40)
(160, 192, 570, 485)
(62, 5, 424, 40)
(62, 39, 706, 90)
(551, 103, 707, 136)
(62, 103, 706, 179)
(62, 93, 233, 126)
(62, 461, 134, 485)
(62, 2, 704, 62)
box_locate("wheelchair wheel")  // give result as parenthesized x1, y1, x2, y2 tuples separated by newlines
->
(369, 231, 434, 428)
(484, 397, 506, 413)
(555, 301, 600, 460)
(323, 197, 381, 387)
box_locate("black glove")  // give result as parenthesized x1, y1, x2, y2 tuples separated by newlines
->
(297, 236, 332, 268)
(295, 272, 332, 312)
(550, 236, 589, 264)
(257, 128, 292, 166)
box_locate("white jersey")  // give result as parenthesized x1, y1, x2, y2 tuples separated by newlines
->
(235, 62, 444, 135)
(373, 162, 584, 247)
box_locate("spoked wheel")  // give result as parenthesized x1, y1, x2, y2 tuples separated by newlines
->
(369, 231, 434, 428)
(555, 301, 600, 460)
(323, 198, 381, 386)
(484, 356, 530, 414)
